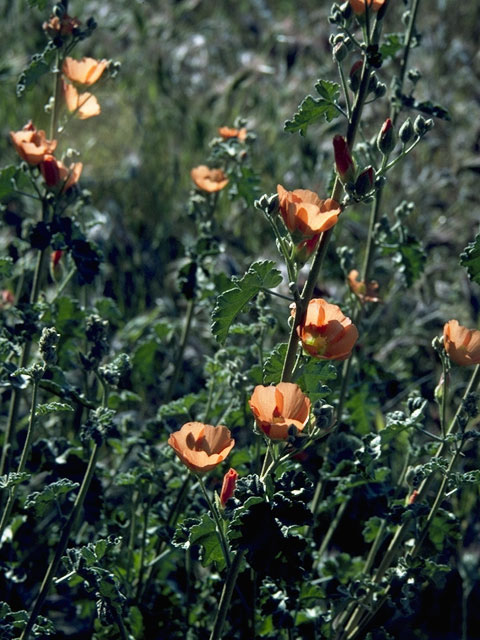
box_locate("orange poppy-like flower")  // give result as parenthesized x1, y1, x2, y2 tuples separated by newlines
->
(349, 0, 385, 15)
(191, 165, 229, 192)
(249, 382, 311, 441)
(10, 122, 57, 166)
(277, 184, 341, 239)
(218, 126, 247, 142)
(62, 57, 108, 86)
(295, 298, 358, 360)
(347, 269, 380, 303)
(63, 81, 101, 119)
(168, 422, 235, 473)
(443, 320, 480, 367)
(40, 155, 83, 191)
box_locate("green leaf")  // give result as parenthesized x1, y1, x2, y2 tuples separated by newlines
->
(263, 343, 288, 384)
(27, 0, 48, 7)
(0, 472, 31, 489)
(0, 166, 18, 201)
(460, 233, 480, 285)
(362, 516, 383, 543)
(0, 256, 13, 281)
(157, 392, 203, 419)
(173, 514, 226, 570)
(17, 44, 56, 96)
(380, 33, 404, 60)
(284, 80, 341, 136)
(25, 478, 79, 517)
(36, 401, 74, 416)
(212, 260, 282, 344)
(295, 359, 337, 403)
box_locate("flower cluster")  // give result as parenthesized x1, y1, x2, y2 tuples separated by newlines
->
(62, 57, 108, 119)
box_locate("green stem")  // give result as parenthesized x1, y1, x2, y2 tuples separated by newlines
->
(166, 297, 195, 401)
(0, 376, 41, 543)
(50, 51, 62, 140)
(198, 474, 231, 569)
(316, 500, 348, 560)
(19, 442, 101, 640)
(209, 550, 246, 640)
(135, 487, 153, 601)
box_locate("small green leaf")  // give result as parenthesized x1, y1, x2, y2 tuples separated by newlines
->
(0, 166, 18, 201)
(362, 516, 383, 543)
(36, 401, 74, 416)
(380, 33, 404, 60)
(460, 233, 480, 285)
(0, 256, 13, 280)
(284, 80, 341, 136)
(25, 478, 79, 517)
(17, 44, 56, 96)
(263, 343, 288, 384)
(0, 472, 31, 489)
(173, 514, 226, 570)
(212, 260, 282, 344)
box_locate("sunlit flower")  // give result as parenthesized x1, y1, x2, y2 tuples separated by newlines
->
(349, 0, 385, 15)
(168, 422, 235, 473)
(295, 298, 358, 360)
(62, 57, 108, 86)
(443, 320, 480, 367)
(220, 468, 238, 507)
(10, 122, 57, 165)
(249, 382, 311, 440)
(40, 155, 83, 191)
(43, 13, 81, 37)
(218, 126, 247, 142)
(191, 165, 229, 192)
(63, 81, 101, 119)
(277, 184, 340, 239)
(347, 269, 380, 303)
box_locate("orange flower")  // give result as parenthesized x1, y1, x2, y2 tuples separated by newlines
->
(218, 126, 247, 142)
(347, 269, 380, 303)
(63, 81, 101, 119)
(40, 155, 83, 191)
(277, 184, 340, 239)
(1, 290, 15, 309)
(62, 57, 108, 86)
(43, 14, 81, 37)
(295, 298, 358, 360)
(168, 422, 235, 473)
(349, 0, 385, 15)
(443, 320, 480, 367)
(249, 382, 311, 441)
(191, 165, 229, 192)
(10, 122, 57, 166)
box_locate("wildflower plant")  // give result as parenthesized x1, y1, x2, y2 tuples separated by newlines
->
(1, 1, 480, 639)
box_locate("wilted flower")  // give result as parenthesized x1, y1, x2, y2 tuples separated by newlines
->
(168, 422, 235, 473)
(63, 81, 101, 119)
(191, 165, 229, 192)
(43, 13, 81, 37)
(62, 57, 108, 86)
(295, 298, 358, 360)
(40, 155, 83, 191)
(443, 320, 480, 366)
(10, 122, 57, 165)
(347, 269, 380, 303)
(218, 126, 247, 142)
(249, 382, 311, 440)
(219, 468, 238, 507)
(349, 0, 385, 15)
(277, 185, 340, 239)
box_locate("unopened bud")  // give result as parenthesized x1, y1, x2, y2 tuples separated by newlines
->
(348, 60, 363, 92)
(333, 135, 355, 183)
(413, 115, 427, 136)
(294, 234, 320, 265)
(40, 154, 60, 187)
(374, 82, 387, 98)
(333, 41, 348, 63)
(219, 468, 238, 507)
(377, 118, 396, 155)
(39, 327, 60, 366)
(399, 118, 414, 144)
(355, 166, 375, 197)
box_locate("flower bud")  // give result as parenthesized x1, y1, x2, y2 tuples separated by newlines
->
(399, 118, 414, 144)
(333, 41, 348, 63)
(348, 60, 363, 92)
(39, 326, 60, 366)
(294, 234, 320, 265)
(377, 118, 396, 155)
(413, 115, 427, 136)
(354, 166, 375, 197)
(374, 82, 387, 98)
(50, 249, 64, 282)
(219, 468, 238, 507)
(40, 154, 60, 187)
(333, 135, 355, 183)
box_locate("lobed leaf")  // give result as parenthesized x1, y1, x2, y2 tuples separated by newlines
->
(36, 402, 74, 416)
(211, 260, 282, 344)
(284, 80, 341, 136)
(460, 233, 480, 285)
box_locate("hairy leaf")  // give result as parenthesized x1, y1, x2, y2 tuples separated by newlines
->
(25, 478, 79, 517)
(284, 80, 341, 136)
(380, 33, 404, 60)
(460, 233, 480, 285)
(173, 513, 226, 570)
(36, 401, 74, 416)
(212, 260, 282, 344)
